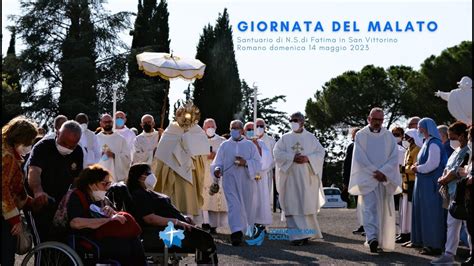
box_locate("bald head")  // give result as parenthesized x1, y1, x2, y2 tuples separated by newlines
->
(407, 116, 421, 129)
(368, 107, 384, 130)
(57, 120, 82, 150)
(203, 118, 217, 130)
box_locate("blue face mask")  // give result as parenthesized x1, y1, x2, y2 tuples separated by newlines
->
(245, 130, 254, 139)
(115, 118, 125, 127)
(417, 129, 424, 139)
(230, 129, 241, 140)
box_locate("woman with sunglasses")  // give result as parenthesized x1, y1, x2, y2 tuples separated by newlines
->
(67, 164, 147, 265)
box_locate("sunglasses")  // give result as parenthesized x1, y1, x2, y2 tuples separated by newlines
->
(289, 119, 299, 123)
(245, 128, 254, 131)
(256, 125, 265, 128)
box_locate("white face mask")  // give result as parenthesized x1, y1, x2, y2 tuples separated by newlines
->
(16, 145, 32, 156)
(92, 190, 107, 201)
(206, 128, 216, 137)
(255, 127, 264, 137)
(402, 140, 410, 149)
(450, 140, 461, 150)
(56, 141, 74, 156)
(80, 123, 88, 131)
(291, 122, 301, 132)
(144, 173, 157, 190)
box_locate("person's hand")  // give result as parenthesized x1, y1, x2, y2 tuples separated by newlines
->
(410, 165, 418, 173)
(214, 168, 222, 178)
(157, 128, 164, 136)
(34, 191, 49, 207)
(104, 150, 115, 159)
(102, 206, 116, 217)
(457, 166, 468, 177)
(435, 91, 441, 97)
(373, 170, 387, 182)
(10, 221, 23, 236)
(31, 197, 46, 212)
(208, 151, 216, 160)
(299, 155, 309, 163)
(110, 214, 126, 224)
(438, 176, 449, 186)
(235, 156, 247, 167)
(176, 220, 194, 231)
(184, 216, 195, 225)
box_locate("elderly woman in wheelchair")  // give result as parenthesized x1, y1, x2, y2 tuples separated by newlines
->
(66, 164, 147, 265)
(110, 163, 218, 265)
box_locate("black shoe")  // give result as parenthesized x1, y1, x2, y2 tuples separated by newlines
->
(231, 231, 243, 246)
(419, 247, 442, 255)
(395, 233, 410, 244)
(461, 256, 473, 266)
(361, 232, 366, 237)
(291, 239, 305, 246)
(209, 227, 218, 235)
(369, 239, 379, 253)
(254, 224, 266, 238)
(353, 226, 365, 234)
(201, 223, 211, 232)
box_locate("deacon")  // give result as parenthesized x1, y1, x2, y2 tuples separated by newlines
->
(212, 120, 261, 246)
(154, 103, 209, 223)
(115, 111, 136, 150)
(348, 107, 402, 253)
(201, 118, 228, 234)
(132, 114, 161, 171)
(274, 112, 325, 246)
(244, 121, 273, 233)
(75, 113, 101, 167)
(96, 114, 131, 183)
(255, 118, 277, 208)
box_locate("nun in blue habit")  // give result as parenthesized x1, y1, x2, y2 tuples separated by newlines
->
(410, 118, 448, 255)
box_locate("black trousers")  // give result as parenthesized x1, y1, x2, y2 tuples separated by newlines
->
(1, 217, 16, 266)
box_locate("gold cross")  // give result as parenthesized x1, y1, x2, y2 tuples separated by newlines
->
(291, 142, 304, 154)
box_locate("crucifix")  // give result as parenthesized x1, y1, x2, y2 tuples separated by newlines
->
(291, 142, 304, 154)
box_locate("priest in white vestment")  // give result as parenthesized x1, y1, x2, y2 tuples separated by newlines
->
(114, 111, 137, 151)
(212, 120, 262, 246)
(201, 118, 228, 233)
(348, 107, 402, 253)
(96, 114, 131, 183)
(132, 114, 161, 172)
(244, 122, 273, 230)
(75, 113, 101, 167)
(274, 112, 325, 245)
(256, 118, 277, 208)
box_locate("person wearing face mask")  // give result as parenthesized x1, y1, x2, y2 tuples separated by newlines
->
(409, 118, 448, 255)
(438, 125, 455, 158)
(397, 129, 422, 246)
(391, 126, 405, 239)
(212, 120, 262, 246)
(431, 121, 471, 265)
(75, 113, 101, 167)
(96, 114, 131, 184)
(26, 120, 83, 243)
(243, 121, 273, 235)
(201, 118, 228, 234)
(255, 118, 278, 211)
(274, 112, 326, 246)
(126, 163, 218, 264)
(114, 111, 136, 152)
(348, 108, 402, 253)
(131, 114, 161, 170)
(1, 116, 42, 266)
(67, 165, 147, 265)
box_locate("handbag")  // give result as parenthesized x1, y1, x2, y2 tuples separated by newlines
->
(449, 178, 468, 220)
(16, 216, 33, 255)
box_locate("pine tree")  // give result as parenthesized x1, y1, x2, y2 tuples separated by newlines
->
(2, 29, 23, 126)
(124, 0, 170, 129)
(193, 9, 242, 135)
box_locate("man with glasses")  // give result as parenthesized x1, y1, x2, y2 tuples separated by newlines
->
(212, 120, 262, 246)
(348, 107, 402, 253)
(96, 114, 131, 183)
(27, 120, 84, 242)
(274, 112, 325, 246)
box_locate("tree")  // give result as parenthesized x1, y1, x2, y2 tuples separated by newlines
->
(2, 29, 23, 126)
(123, 0, 171, 129)
(306, 65, 420, 130)
(239, 80, 288, 134)
(193, 9, 242, 135)
(14, 0, 131, 124)
(417, 41, 473, 124)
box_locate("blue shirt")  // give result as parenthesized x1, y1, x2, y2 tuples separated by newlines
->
(445, 146, 470, 197)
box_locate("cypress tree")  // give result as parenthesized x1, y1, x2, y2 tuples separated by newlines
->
(2, 29, 23, 126)
(193, 9, 242, 134)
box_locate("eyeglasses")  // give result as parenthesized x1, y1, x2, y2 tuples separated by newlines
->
(289, 119, 299, 123)
(256, 125, 265, 128)
(245, 128, 254, 131)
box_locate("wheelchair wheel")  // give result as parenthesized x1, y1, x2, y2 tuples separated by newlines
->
(21, 241, 83, 266)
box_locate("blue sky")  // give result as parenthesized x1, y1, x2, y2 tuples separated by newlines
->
(2, 0, 472, 125)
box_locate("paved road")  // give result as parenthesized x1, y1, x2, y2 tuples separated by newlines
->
(16, 208, 469, 265)
(181, 208, 469, 265)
